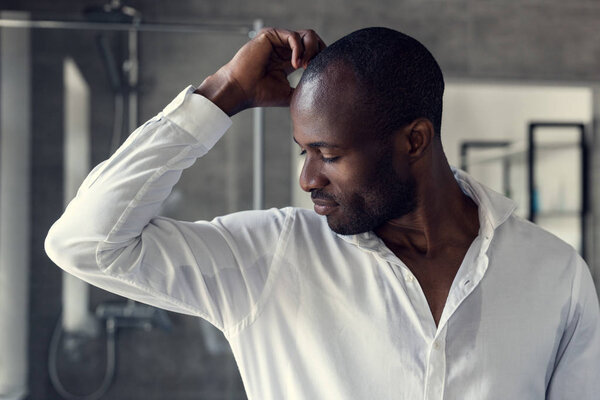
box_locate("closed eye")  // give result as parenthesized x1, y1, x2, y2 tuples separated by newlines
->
(298, 148, 340, 163)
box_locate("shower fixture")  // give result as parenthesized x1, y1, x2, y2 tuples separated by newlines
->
(83, 0, 141, 24)
(0, 7, 261, 398)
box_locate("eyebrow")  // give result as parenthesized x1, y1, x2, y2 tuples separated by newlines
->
(293, 137, 341, 149)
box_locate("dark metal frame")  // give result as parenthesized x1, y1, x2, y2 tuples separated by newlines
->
(528, 122, 589, 259)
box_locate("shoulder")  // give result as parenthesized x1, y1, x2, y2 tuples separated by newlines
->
(491, 214, 583, 283)
(208, 206, 331, 239)
(209, 207, 292, 227)
(286, 207, 345, 242)
(497, 214, 576, 257)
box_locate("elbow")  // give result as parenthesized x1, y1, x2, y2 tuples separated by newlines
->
(44, 221, 66, 267)
(45, 220, 73, 271)
(44, 218, 99, 274)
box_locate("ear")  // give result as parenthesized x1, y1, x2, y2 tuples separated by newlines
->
(405, 118, 434, 161)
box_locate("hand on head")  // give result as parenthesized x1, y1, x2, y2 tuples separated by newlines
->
(195, 28, 326, 116)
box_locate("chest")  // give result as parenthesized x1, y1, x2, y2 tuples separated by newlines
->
(241, 240, 564, 400)
(388, 246, 471, 326)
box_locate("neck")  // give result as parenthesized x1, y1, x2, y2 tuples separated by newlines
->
(374, 148, 479, 257)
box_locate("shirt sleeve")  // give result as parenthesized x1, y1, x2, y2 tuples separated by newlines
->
(45, 86, 290, 333)
(546, 253, 600, 399)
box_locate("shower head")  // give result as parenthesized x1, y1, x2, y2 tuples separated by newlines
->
(83, 0, 141, 24)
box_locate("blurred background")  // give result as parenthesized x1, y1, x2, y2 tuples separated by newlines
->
(0, 0, 599, 399)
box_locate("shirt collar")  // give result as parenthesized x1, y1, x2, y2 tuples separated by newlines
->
(451, 166, 517, 234)
(335, 166, 517, 250)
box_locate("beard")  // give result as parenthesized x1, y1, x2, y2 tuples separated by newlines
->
(312, 157, 418, 235)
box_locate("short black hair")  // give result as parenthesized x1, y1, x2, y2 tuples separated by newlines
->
(301, 27, 445, 138)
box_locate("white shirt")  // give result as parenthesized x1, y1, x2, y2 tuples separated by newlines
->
(46, 86, 600, 400)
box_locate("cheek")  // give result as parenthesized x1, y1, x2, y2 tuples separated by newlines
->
(325, 162, 366, 191)
(390, 154, 411, 180)
(325, 160, 378, 201)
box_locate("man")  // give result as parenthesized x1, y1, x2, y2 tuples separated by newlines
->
(46, 27, 599, 399)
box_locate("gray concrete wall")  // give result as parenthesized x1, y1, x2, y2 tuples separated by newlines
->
(131, 0, 600, 82)
(2, 0, 600, 399)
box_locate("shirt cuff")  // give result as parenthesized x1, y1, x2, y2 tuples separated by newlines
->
(162, 85, 233, 150)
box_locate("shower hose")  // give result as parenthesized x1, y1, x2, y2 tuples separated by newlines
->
(48, 314, 116, 400)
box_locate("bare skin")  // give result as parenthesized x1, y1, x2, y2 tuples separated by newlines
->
(195, 28, 325, 116)
(195, 27, 480, 327)
(374, 155, 480, 325)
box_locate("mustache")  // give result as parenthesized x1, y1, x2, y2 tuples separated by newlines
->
(311, 190, 337, 202)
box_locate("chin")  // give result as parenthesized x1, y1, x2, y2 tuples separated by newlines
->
(325, 215, 373, 236)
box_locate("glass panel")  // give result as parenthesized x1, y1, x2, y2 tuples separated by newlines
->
(24, 24, 252, 399)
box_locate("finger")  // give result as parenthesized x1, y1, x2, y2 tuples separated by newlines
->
(265, 28, 305, 69)
(297, 29, 325, 68)
(284, 30, 305, 69)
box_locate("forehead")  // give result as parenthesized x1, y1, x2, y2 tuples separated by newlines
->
(290, 64, 372, 145)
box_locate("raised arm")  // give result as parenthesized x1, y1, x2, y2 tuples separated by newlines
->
(45, 28, 325, 334)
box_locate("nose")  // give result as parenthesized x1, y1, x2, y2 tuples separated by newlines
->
(299, 156, 329, 192)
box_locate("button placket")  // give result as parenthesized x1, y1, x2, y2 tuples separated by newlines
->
(424, 327, 447, 400)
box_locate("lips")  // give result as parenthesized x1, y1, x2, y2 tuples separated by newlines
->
(312, 199, 339, 216)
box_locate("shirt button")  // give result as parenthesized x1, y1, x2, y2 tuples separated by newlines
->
(433, 340, 441, 350)
(405, 275, 415, 282)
